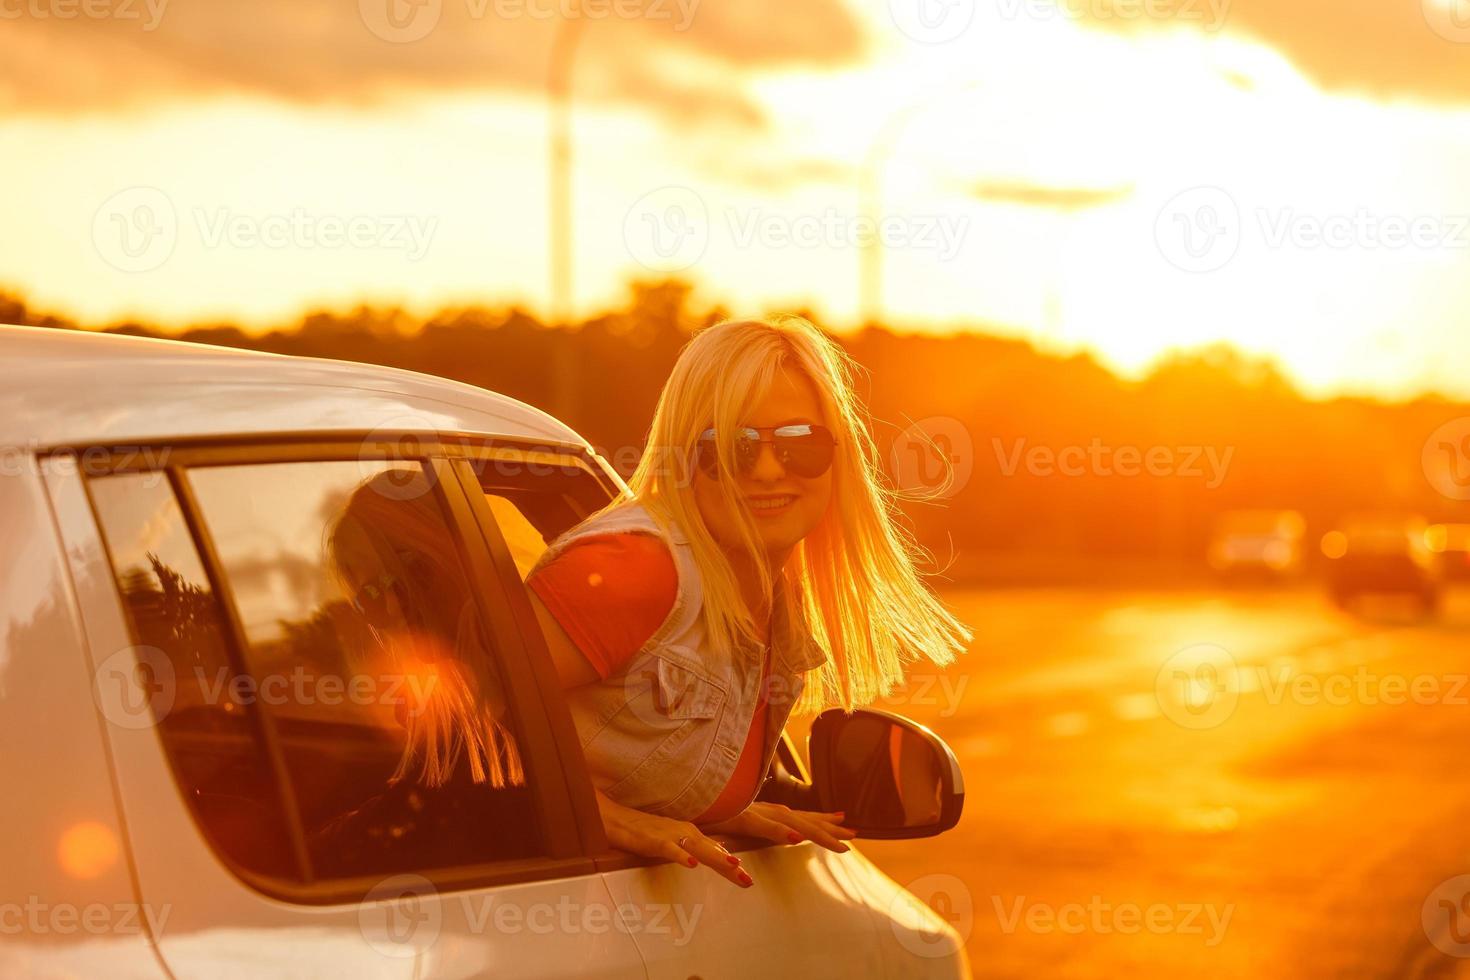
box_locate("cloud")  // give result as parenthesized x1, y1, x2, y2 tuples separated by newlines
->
(0, 0, 863, 124)
(1075, 0, 1470, 104)
(695, 155, 856, 191)
(970, 180, 1134, 211)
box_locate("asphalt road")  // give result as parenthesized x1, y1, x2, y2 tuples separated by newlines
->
(826, 585, 1470, 978)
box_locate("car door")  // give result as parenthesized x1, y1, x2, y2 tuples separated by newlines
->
(449, 445, 913, 980)
(43, 438, 647, 979)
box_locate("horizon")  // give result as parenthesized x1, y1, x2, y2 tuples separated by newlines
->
(7, 283, 1466, 409)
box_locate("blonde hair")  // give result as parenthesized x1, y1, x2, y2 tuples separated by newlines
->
(326, 470, 526, 789)
(611, 314, 972, 715)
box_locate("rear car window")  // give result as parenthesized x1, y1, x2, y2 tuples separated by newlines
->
(89, 459, 545, 887)
(89, 473, 298, 881)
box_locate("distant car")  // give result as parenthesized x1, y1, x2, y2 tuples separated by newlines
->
(0, 324, 969, 980)
(1426, 523, 1470, 583)
(1207, 509, 1306, 581)
(1321, 514, 1441, 613)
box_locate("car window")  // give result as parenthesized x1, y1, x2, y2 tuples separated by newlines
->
(90, 459, 547, 886)
(470, 454, 612, 581)
(484, 493, 552, 579)
(89, 472, 299, 881)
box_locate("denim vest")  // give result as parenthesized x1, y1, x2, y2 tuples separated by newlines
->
(527, 498, 828, 820)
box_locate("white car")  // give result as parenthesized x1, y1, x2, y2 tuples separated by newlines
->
(0, 323, 970, 980)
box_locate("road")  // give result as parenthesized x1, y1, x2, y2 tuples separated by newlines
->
(819, 585, 1470, 978)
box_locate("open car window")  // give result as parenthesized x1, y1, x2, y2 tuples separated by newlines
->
(466, 452, 614, 582)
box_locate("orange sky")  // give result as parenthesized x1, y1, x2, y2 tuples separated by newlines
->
(2, 0, 1469, 399)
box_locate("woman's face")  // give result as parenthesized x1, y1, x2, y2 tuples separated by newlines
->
(333, 527, 410, 629)
(692, 365, 835, 563)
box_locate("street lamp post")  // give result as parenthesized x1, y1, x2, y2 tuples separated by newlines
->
(548, 11, 585, 421)
(859, 83, 982, 327)
(548, 11, 584, 329)
(859, 110, 916, 327)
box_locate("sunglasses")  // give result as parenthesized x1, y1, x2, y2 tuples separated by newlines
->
(350, 572, 400, 618)
(694, 423, 838, 480)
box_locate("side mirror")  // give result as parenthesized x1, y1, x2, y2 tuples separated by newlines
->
(808, 708, 964, 839)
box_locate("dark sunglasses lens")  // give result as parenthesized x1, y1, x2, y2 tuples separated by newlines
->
(777, 433, 835, 477)
(734, 431, 762, 472)
(695, 429, 756, 478)
(353, 582, 384, 617)
(694, 433, 720, 478)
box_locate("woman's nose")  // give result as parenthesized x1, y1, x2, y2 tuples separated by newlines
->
(749, 440, 786, 480)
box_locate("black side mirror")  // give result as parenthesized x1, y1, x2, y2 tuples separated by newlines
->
(808, 708, 964, 839)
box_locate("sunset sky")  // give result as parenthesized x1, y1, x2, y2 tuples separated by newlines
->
(3, 0, 1469, 400)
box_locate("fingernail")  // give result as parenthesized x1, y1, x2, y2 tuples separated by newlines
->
(787, 831, 803, 844)
(726, 855, 742, 865)
(686, 857, 698, 868)
(738, 871, 753, 887)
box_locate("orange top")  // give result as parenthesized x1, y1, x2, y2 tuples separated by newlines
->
(526, 532, 770, 825)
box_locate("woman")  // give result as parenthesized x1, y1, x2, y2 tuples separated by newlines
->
(524, 313, 972, 889)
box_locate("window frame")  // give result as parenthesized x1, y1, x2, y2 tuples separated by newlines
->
(72, 434, 607, 904)
(446, 448, 621, 859)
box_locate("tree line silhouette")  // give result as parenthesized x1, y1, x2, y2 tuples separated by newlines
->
(8, 279, 1467, 585)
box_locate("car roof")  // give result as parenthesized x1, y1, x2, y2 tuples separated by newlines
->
(0, 323, 591, 452)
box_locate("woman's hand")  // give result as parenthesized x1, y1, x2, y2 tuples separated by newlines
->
(594, 789, 755, 887)
(701, 802, 857, 854)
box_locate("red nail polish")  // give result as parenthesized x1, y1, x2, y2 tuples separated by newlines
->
(787, 831, 803, 844)
(738, 871, 753, 886)
(727, 855, 742, 865)
(686, 857, 698, 868)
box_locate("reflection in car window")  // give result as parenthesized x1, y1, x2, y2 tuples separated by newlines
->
(91, 459, 545, 885)
(186, 460, 540, 878)
(89, 472, 299, 880)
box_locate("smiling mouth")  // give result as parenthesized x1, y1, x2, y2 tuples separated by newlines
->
(748, 494, 797, 511)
